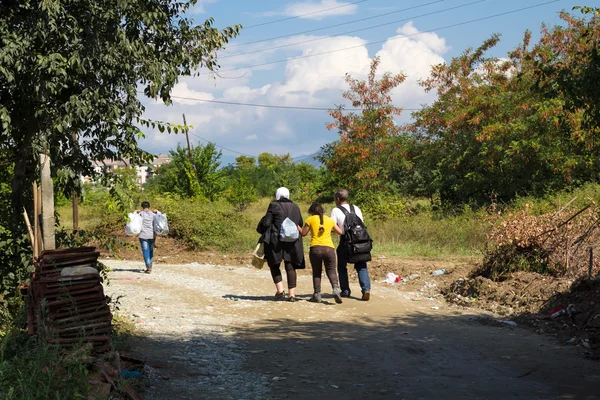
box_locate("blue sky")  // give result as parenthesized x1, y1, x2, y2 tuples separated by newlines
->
(139, 0, 578, 165)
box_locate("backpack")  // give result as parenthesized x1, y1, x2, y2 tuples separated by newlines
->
(279, 203, 299, 243)
(338, 205, 372, 263)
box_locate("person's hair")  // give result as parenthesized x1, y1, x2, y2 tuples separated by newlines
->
(334, 189, 349, 202)
(308, 203, 324, 233)
(141, 201, 150, 209)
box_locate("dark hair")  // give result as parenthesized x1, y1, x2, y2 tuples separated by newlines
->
(334, 189, 349, 202)
(141, 201, 150, 209)
(308, 203, 324, 233)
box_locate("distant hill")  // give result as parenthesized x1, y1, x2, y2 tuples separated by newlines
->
(293, 152, 322, 167)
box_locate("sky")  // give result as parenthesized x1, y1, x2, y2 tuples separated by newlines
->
(139, 0, 578, 165)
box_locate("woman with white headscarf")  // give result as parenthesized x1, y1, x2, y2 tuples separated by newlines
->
(257, 187, 305, 301)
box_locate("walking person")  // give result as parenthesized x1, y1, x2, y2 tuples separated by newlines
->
(330, 189, 372, 301)
(136, 201, 162, 274)
(298, 203, 344, 304)
(256, 187, 305, 302)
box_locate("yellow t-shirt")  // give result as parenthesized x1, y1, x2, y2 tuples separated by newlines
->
(305, 215, 336, 248)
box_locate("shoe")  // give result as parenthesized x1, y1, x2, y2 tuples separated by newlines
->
(274, 291, 287, 300)
(340, 290, 351, 298)
(361, 292, 370, 301)
(309, 293, 322, 303)
(332, 287, 343, 304)
(145, 268, 152, 274)
(288, 296, 298, 302)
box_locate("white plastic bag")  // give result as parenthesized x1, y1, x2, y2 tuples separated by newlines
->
(154, 213, 169, 236)
(125, 212, 142, 236)
(279, 217, 299, 242)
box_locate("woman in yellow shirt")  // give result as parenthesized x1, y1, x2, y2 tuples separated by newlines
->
(298, 203, 344, 304)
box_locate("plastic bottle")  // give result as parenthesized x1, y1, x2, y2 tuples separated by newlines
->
(432, 269, 446, 276)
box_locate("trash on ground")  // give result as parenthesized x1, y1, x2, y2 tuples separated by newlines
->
(432, 269, 446, 276)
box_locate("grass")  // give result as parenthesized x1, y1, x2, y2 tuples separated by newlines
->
(56, 195, 489, 259)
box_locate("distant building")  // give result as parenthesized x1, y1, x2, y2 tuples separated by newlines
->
(83, 154, 171, 186)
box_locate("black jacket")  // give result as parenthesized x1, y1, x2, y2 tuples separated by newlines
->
(257, 199, 305, 268)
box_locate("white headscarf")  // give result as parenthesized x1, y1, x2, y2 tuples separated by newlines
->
(275, 187, 290, 201)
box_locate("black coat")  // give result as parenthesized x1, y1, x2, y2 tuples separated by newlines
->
(257, 199, 305, 268)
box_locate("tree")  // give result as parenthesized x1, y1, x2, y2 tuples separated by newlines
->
(411, 22, 598, 206)
(146, 143, 225, 200)
(532, 8, 600, 140)
(323, 57, 408, 193)
(0, 0, 240, 223)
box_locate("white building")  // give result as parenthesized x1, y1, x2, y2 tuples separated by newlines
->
(84, 154, 171, 186)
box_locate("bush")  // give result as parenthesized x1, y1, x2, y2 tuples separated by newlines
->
(156, 196, 254, 252)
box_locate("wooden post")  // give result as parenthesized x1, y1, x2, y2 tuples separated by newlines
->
(33, 182, 39, 258)
(72, 132, 79, 231)
(23, 208, 35, 248)
(37, 185, 43, 253)
(40, 153, 56, 250)
(589, 246, 594, 281)
(73, 191, 79, 231)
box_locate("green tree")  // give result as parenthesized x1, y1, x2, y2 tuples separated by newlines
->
(147, 143, 225, 200)
(411, 20, 598, 206)
(0, 0, 240, 222)
(323, 57, 408, 194)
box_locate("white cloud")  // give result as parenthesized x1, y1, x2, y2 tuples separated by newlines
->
(264, 0, 358, 20)
(138, 22, 450, 158)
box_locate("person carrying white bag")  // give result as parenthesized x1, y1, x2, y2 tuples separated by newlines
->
(132, 201, 163, 274)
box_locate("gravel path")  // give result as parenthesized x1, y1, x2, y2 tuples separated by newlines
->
(103, 259, 600, 400)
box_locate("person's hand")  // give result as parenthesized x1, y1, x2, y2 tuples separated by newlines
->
(297, 225, 302, 232)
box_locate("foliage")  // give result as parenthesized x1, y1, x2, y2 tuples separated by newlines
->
(225, 173, 257, 212)
(531, 8, 600, 145)
(0, 334, 90, 400)
(323, 57, 409, 194)
(0, 0, 239, 223)
(146, 143, 225, 200)
(155, 196, 254, 251)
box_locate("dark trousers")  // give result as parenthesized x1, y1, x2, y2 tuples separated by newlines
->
(309, 246, 339, 293)
(337, 244, 371, 294)
(269, 261, 297, 289)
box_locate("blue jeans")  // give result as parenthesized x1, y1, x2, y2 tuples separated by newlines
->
(139, 238, 155, 268)
(336, 245, 371, 294)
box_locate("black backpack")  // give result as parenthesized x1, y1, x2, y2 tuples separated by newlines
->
(338, 205, 373, 263)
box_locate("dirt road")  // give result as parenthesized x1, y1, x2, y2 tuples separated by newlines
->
(103, 260, 600, 400)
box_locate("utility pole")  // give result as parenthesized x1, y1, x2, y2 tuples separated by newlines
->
(39, 153, 56, 250)
(182, 113, 193, 164)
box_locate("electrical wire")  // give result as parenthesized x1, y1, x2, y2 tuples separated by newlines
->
(228, 0, 444, 48)
(208, 0, 563, 75)
(163, 93, 421, 111)
(188, 131, 256, 157)
(243, 0, 369, 29)
(221, 0, 483, 60)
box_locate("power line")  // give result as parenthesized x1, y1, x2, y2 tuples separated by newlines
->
(221, 0, 482, 60)
(160, 93, 421, 111)
(188, 131, 256, 157)
(243, 0, 369, 29)
(208, 0, 563, 75)
(228, 0, 444, 49)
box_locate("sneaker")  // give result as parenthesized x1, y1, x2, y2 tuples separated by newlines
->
(361, 292, 370, 301)
(332, 287, 343, 304)
(274, 291, 287, 300)
(308, 293, 322, 303)
(288, 296, 298, 302)
(340, 290, 351, 298)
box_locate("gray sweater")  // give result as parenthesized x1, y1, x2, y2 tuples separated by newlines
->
(138, 210, 159, 240)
